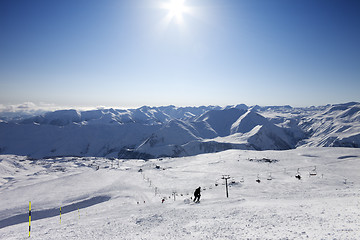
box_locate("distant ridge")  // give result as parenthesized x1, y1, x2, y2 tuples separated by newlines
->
(0, 102, 359, 159)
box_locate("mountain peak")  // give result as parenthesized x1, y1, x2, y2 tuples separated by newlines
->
(0, 103, 359, 159)
(230, 110, 268, 134)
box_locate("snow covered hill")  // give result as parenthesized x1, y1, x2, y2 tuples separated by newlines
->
(0, 148, 360, 239)
(298, 102, 360, 148)
(0, 103, 359, 159)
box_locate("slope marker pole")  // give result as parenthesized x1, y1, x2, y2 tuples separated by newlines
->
(29, 201, 31, 237)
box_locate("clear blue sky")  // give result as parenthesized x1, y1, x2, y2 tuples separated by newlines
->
(1, 0, 359, 109)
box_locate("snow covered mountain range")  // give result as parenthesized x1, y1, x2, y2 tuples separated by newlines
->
(0, 102, 359, 159)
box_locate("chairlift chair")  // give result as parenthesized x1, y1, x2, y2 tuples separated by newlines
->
(295, 168, 301, 180)
(256, 174, 261, 183)
(309, 166, 317, 176)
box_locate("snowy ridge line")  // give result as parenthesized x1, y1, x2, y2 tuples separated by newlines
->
(0, 196, 111, 229)
(244, 156, 360, 177)
(1, 102, 360, 159)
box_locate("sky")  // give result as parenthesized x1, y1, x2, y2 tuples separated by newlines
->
(1, 0, 359, 110)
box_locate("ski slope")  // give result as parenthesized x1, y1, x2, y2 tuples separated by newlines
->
(0, 148, 360, 239)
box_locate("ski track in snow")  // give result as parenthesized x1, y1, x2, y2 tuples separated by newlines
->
(0, 148, 360, 239)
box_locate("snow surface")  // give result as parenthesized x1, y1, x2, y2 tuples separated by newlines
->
(1, 148, 360, 239)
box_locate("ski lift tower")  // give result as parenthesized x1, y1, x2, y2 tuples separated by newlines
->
(222, 175, 231, 198)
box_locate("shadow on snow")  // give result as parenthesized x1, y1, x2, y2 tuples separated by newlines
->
(0, 195, 111, 229)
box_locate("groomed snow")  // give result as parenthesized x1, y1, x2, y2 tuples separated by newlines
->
(1, 148, 360, 239)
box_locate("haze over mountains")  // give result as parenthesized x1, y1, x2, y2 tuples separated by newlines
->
(0, 102, 359, 159)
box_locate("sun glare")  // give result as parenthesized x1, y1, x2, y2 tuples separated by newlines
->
(167, 0, 185, 18)
(163, 0, 189, 24)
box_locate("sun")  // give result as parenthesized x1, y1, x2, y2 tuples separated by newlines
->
(162, 0, 189, 25)
(167, 0, 186, 18)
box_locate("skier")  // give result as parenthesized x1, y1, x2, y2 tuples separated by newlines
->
(193, 187, 201, 203)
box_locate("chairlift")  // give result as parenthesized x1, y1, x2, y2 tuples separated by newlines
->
(295, 168, 301, 180)
(256, 174, 261, 183)
(309, 166, 317, 176)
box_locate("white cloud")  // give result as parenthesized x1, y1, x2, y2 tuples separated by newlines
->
(15, 102, 37, 110)
(0, 102, 61, 114)
(0, 102, 109, 115)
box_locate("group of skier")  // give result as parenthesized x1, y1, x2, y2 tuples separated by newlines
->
(161, 186, 201, 204)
